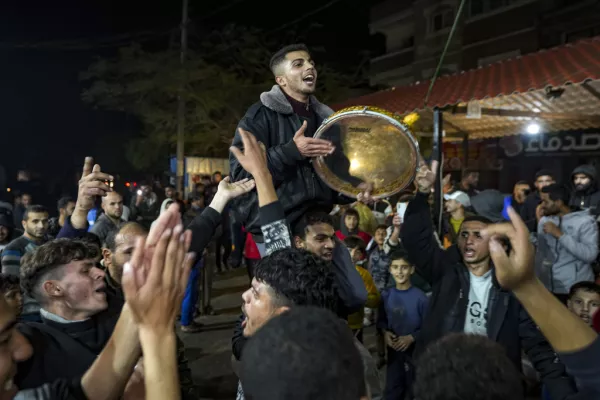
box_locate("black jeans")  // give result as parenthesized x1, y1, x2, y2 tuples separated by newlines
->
(385, 346, 414, 400)
(215, 233, 232, 272)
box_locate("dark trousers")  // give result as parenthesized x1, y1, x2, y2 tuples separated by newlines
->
(385, 346, 414, 400)
(245, 257, 258, 282)
(229, 221, 246, 268)
(215, 233, 232, 272)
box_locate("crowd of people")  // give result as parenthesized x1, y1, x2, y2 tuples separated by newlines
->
(0, 42, 596, 400)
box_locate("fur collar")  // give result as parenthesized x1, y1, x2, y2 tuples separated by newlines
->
(259, 85, 333, 119)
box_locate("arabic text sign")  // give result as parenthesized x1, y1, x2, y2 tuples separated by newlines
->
(524, 133, 600, 155)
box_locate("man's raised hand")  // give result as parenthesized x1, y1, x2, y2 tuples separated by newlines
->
(230, 128, 269, 178)
(292, 121, 335, 158)
(481, 207, 535, 291)
(415, 159, 438, 194)
(78, 157, 113, 211)
(217, 176, 256, 201)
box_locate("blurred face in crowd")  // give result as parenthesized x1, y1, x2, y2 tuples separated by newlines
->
(104, 225, 147, 285)
(347, 247, 365, 264)
(294, 222, 336, 261)
(20, 195, 32, 208)
(140, 185, 152, 197)
(2, 289, 21, 319)
(212, 173, 222, 184)
(0, 227, 9, 244)
(513, 183, 531, 204)
(457, 221, 490, 266)
(165, 186, 176, 200)
(344, 214, 358, 231)
(444, 199, 462, 213)
(22, 212, 49, 241)
(374, 228, 387, 247)
(275, 50, 317, 98)
(241, 278, 287, 337)
(568, 289, 600, 326)
(573, 173, 592, 192)
(44, 259, 107, 320)
(464, 172, 479, 188)
(60, 202, 76, 218)
(0, 297, 33, 399)
(102, 192, 123, 220)
(540, 192, 562, 216)
(535, 175, 554, 192)
(390, 258, 414, 286)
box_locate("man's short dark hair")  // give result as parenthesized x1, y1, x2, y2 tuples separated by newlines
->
(569, 281, 600, 300)
(240, 306, 366, 400)
(375, 224, 388, 233)
(515, 180, 529, 186)
(0, 274, 20, 294)
(292, 210, 334, 239)
(414, 333, 524, 400)
(23, 205, 48, 222)
(462, 215, 493, 225)
(57, 197, 74, 212)
(165, 184, 175, 190)
(541, 183, 570, 204)
(104, 222, 148, 251)
(535, 169, 554, 180)
(20, 239, 98, 304)
(269, 43, 310, 75)
(343, 235, 366, 255)
(253, 248, 338, 312)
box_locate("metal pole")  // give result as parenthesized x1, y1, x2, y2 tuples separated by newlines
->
(433, 107, 444, 237)
(176, 0, 189, 198)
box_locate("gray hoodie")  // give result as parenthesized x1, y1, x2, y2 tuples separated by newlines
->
(536, 210, 598, 294)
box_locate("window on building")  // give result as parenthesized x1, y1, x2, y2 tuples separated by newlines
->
(430, 6, 454, 32)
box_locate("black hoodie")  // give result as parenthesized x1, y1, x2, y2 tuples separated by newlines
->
(569, 165, 600, 216)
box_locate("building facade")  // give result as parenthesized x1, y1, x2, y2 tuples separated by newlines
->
(369, 0, 600, 87)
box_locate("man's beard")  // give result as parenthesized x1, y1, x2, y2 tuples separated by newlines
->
(575, 183, 590, 192)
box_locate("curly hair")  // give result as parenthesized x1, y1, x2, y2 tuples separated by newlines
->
(414, 333, 523, 400)
(20, 238, 98, 303)
(0, 274, 20, 294)
(253, 248, 338, 313)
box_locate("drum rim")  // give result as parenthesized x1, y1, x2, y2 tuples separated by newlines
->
(312, 105, 420, 200)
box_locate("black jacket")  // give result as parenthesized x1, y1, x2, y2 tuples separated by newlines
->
(402, 192, 577, 400)
(229, 85, 352, 239)
(520, 191, 542, 233)
(570, 164, 600, 216)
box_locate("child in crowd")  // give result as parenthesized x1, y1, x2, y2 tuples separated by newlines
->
(567, 281, 600, 326)
(344, 236, 380, 343)
(336, 208, 372, 244)
(0, 274, 22, 318)
(378, 250, 428, 400)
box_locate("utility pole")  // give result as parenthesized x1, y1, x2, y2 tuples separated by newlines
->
(176, 0, 189, 197)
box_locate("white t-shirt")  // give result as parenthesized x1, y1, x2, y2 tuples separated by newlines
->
(464, 269, 493, 336)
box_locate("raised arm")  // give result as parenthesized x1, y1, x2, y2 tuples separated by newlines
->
(70, 157, 113, 231)
(484, 207, 599, 396)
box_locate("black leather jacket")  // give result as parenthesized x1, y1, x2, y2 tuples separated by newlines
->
(229, 85, 352, 239)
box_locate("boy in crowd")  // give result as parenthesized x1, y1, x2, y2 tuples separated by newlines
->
(344, 236, 380, 343)
(0, 274, 22, 318)
(378, 250, 428, 400)
(336, 208, 372, 244)
(567, 281, 600, 326)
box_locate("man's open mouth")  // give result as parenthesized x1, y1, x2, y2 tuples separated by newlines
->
(464, 248, 475, 258)
(303, 74, 315, 84)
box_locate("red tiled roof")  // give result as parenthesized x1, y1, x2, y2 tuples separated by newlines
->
(332, 37, 600, 114)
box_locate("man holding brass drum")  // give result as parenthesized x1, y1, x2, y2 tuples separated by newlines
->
(230, 44, 371, 249)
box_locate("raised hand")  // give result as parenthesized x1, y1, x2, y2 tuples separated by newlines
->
(292, 121, 335, 158)
(77, 157, 113, 211)
(481, 207, 535, 291)
(217, 176, 256, 201)
(415, 159, 439, 194)
(230, 128, 269, 178)
(122, 222, 195, 334)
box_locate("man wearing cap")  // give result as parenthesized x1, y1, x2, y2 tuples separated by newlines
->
(442, 191, 473, 247)
(521, 170, 556, 232)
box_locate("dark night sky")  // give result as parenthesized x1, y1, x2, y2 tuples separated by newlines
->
(0, 0, 372, 190)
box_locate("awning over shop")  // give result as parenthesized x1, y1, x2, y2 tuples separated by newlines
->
(333, 37, 600, 140)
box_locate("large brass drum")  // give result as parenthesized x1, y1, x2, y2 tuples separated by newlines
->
(312, 106, 420, 199)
